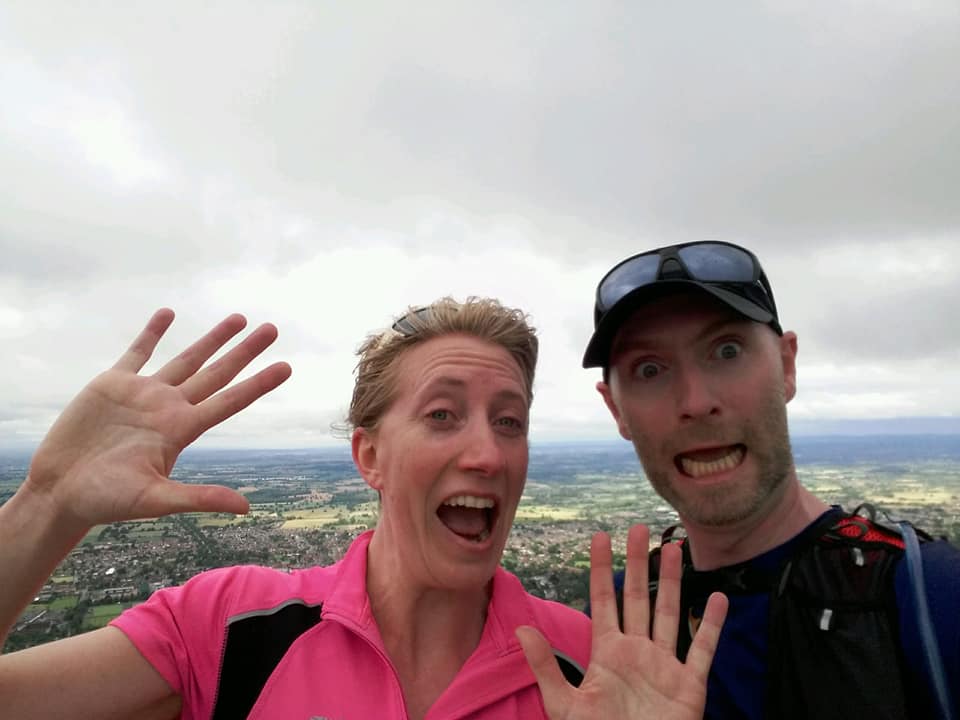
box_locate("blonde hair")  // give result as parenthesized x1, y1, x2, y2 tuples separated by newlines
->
(344, 296, 538, 434)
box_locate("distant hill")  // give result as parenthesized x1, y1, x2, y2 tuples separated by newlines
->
(790, 416, 960, 436)
(529, 434, 960, 467)
(2, 422, 958, 467)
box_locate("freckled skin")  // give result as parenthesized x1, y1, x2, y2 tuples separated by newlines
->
(599, 293, 798, 528)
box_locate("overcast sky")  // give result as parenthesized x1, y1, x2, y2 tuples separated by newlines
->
(2, 1, 958, 451)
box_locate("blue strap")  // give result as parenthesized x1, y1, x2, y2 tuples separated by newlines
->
(899, 521, 956, 720)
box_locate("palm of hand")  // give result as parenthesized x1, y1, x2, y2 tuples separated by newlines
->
(518, 527, 727, 720)
(25, 310, 290, 529)
(567, 631, 706, 720)
(30, 369, 199, 524)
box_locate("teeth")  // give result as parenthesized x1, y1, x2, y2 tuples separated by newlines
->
(442, 495, 495, 509)
(473, 529, 490, 542)
(680, 446, 744, 478)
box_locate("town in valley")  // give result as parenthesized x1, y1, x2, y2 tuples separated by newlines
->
(4, 435, 960, 651)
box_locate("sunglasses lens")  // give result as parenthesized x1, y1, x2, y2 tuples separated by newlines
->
(392, 307, 432, 336)
(392, 318, 414, 335)
(597, 243, 765, 317)
(677, 244, 755, 282)
(598, 254, 661, 311)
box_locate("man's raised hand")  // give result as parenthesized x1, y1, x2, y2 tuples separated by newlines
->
(517, 524, 728, 720)
(25, 309, 291, 530)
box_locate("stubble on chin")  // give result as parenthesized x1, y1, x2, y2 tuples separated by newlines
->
(633, 396, 795, 528)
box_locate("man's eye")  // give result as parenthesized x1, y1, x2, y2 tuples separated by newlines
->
(715, 341, 742, 360)
(635, 362, 662, 380)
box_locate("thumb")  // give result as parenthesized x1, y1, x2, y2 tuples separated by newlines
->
(145, 482, 251, 517)
(516, 626, 573, 720)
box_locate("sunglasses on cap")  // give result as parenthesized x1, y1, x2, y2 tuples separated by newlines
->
(583, 241, 781, 368)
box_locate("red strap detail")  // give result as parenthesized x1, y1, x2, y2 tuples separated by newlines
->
(833, 517, 905, 549)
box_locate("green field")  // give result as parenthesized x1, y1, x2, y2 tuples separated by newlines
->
(78, 526, 106, 544)
(82, 603, 128, 630)
(281, 503, 377, 529)
(196, 516, 244, 527)
(514, 505, 581, 521)
(49, 595, 78, 610)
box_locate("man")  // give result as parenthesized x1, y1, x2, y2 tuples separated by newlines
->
(582, 241, 959, 719)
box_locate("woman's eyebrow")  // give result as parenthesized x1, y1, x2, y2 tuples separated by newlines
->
(417, 376, 526, 405)
(417, 376, 466, 394)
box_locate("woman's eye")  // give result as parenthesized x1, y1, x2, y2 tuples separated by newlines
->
(715, 341, 742, 360)
(428, 409, 451, 421)
(493, 416, 527, 436)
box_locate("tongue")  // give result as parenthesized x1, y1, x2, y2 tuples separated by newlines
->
(437, 505, 488, 537)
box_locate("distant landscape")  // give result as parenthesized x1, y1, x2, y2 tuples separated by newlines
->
(4, 434, 959, 652)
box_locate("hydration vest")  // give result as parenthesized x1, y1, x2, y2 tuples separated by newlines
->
(646, 506, 935, 720)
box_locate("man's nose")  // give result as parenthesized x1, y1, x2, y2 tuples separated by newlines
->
(674, 366, 721, 421)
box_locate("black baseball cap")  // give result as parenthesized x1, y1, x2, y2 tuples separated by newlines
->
(583, 241, 781, 369)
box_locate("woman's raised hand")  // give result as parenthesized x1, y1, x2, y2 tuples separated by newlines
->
(518, 524, 728, 720)
(25, 309, 291, 530)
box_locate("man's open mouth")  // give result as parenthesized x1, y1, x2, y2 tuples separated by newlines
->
(437, 495, 496, 543)
(675, 444, 746, 478)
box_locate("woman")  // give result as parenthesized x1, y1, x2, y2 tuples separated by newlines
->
(0, 299, 725, 719)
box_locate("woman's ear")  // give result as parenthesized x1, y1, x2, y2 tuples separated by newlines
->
(352, 427, 383, 491)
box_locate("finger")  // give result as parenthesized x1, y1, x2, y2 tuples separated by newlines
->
(516, 626, 573, 720)
(142, 481, 251, 518)
(178, 323, 279, 404)
(622, 523, 650, 636)
(113, 309, 175, 373)
(186, 361, 292, 442)
(587, 531, 620, 637)
(651, 541, 682, 654)
(153, 314, 248, 386)
(684, 591, 728, 681)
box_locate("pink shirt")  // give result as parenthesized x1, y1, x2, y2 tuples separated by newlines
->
(112, 530, 591, 719)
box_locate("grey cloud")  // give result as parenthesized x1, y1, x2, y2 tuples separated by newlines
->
(4, 2, 957, 270)
(1, 1, 958, 448)
(762, 239, 960, 363)
(801, 282, 960, 362)
(343, 3, 960, 247)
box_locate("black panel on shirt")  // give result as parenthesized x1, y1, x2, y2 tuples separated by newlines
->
(211, 601, 323, 720)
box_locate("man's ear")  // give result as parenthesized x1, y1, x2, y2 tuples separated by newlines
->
(597, 378, 633, 441)
(780, 331, 799, 403)
(352, 427, 383, 491)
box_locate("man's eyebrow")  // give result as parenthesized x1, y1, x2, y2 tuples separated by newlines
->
(613, 317, 750, 355)
(693, 316, 751, 342)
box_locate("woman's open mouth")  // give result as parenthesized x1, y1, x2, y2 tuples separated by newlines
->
(437, 494, 497, 543)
